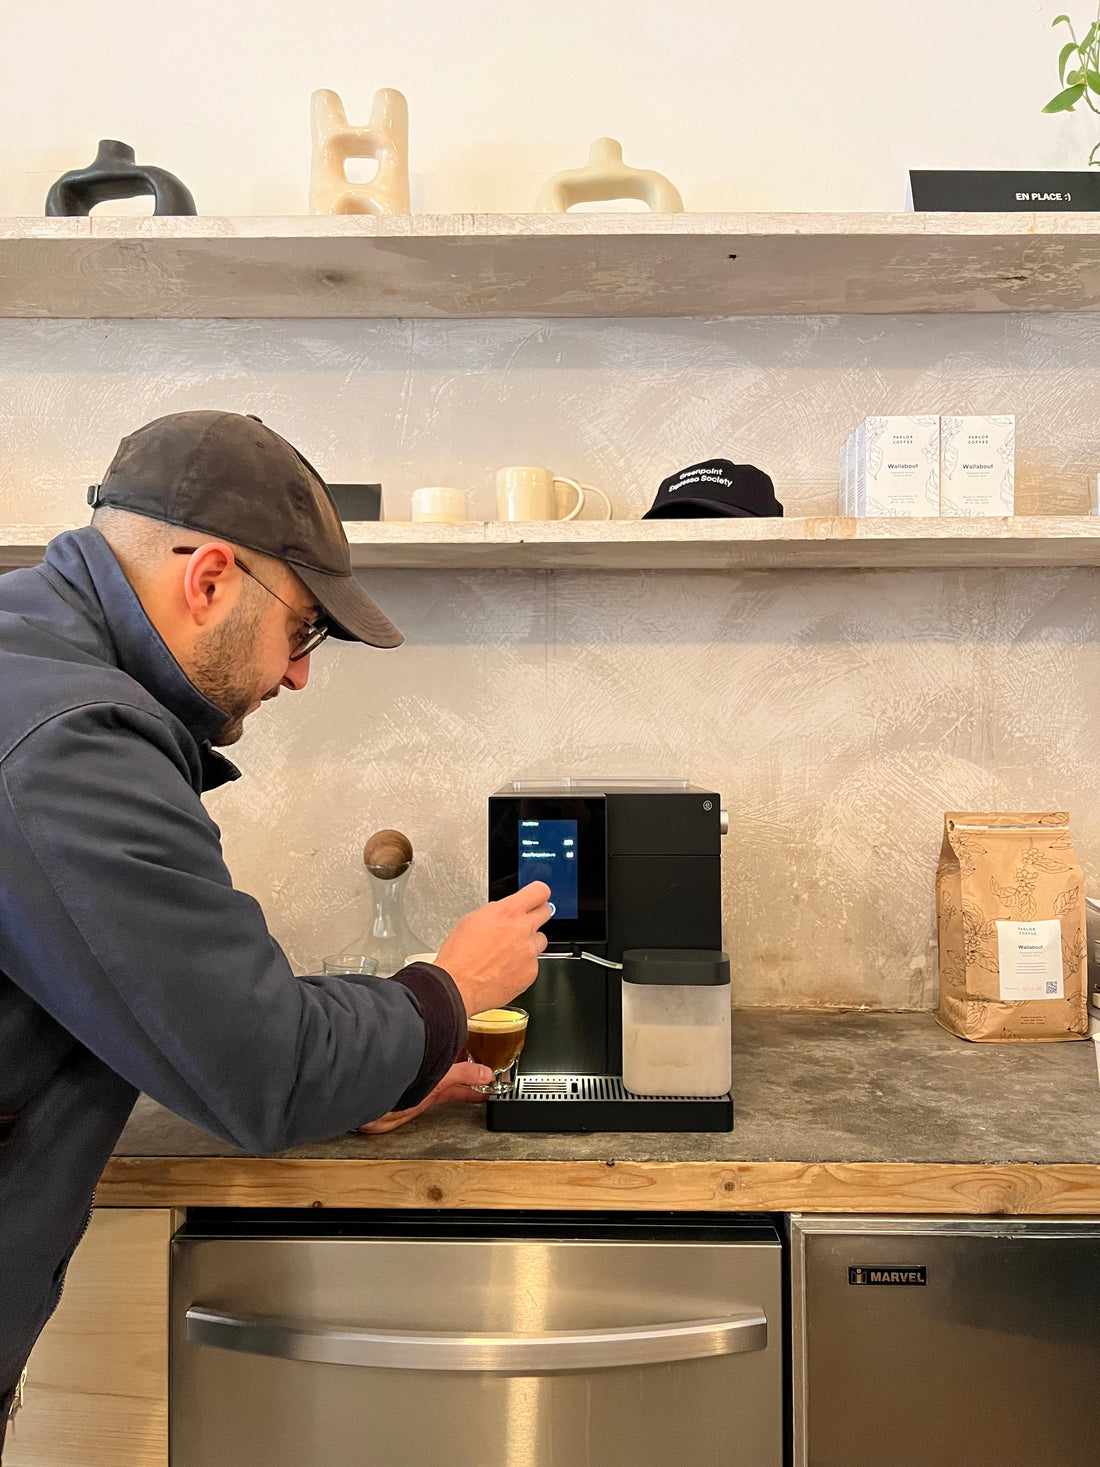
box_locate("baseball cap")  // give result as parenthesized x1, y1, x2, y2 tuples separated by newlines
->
(87, 410, 402, 648)
(642, 458, 783, 519)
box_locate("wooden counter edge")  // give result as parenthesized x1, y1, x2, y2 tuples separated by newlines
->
(95, 1156, 1100, 1215)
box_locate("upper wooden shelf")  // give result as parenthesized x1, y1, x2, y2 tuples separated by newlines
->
(2, 213, 1099, 318)
(6, 517, 1100, 572)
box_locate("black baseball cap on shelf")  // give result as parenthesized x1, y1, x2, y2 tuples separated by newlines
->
(642, 458, 783, 519)
(87, 410, 403, 648)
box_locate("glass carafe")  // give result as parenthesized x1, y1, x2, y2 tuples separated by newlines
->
(323, 862, 431, 979)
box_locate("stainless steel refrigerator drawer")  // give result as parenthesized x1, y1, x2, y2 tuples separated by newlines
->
(791, 1215, 1100, 1467)
(171, 1222, 782, 1467)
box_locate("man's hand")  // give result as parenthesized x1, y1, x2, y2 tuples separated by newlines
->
(357, 1062, 492, 1135)
(435, 881, 552, 1016)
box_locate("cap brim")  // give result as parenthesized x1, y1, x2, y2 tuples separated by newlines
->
(642, 499, 759, 519)
(294, 564, 405, 649)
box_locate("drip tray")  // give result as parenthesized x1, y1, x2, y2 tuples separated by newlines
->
(486, 1075, 734, 1134)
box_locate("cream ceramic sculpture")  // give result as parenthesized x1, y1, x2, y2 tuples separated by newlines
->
(536, 137, 683, 213)
(309, 87, 411, 215)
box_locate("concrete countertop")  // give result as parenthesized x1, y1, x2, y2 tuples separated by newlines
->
(113, 1010, 1100, 1167)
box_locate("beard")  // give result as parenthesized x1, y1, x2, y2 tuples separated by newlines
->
(189, 597, 273, 746)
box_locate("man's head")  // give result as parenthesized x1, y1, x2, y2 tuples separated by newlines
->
(88, 411, 403, 744)
(93, 509, 324, 744)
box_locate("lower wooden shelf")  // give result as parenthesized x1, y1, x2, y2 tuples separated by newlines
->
(5, 516, 1100, 572)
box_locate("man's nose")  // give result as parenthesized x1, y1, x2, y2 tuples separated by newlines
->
(282, 653, 310, 691)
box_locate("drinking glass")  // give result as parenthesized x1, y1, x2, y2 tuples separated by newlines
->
(465, 1007, 529, 1096)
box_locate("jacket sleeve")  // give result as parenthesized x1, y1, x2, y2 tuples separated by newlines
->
(0, 701, 467, 1153)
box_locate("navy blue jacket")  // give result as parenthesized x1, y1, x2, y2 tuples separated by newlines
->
(0, 528, 466, 1391)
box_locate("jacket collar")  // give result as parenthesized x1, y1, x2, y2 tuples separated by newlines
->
(41, 527, 241, 790)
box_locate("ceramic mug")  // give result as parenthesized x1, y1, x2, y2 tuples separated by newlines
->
(410, 486, 470, 523)
(496, 466, 612, 522)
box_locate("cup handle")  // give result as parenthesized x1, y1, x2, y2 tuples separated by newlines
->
(554, 477, 585, 521)
(581, 484, 613, 520)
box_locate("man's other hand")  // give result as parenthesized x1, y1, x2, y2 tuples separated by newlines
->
(357, 1061, 493, 1134)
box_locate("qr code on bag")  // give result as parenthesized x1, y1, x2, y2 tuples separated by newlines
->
(1046, 980, 1059, 995)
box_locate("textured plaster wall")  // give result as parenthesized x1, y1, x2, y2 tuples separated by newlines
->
(3, 314, 1098, 1007)
(0, 0, 1097, 214)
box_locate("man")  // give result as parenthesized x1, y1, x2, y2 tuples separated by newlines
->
(0, 410, 550, 1448)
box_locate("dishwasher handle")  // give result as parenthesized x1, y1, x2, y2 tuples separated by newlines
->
(185, 1306, 767, 1373)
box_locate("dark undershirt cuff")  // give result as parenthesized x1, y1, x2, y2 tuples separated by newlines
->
(389, 962, 468, 1108)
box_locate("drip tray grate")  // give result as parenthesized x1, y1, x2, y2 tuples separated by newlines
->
(506, 1075, 724, 1103)
(486, 1075, 734, 1134)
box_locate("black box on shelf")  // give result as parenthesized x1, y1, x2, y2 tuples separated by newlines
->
(907, 170, 1100, 212)
(328, 483, 382, 521)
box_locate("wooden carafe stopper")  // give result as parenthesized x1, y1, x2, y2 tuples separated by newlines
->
(363, 828, 413, 879)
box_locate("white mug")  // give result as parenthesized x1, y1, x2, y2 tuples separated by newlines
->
(411, 486, 470, 523)
(496, 466, 612, 522)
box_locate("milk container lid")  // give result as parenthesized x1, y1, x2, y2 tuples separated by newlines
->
(621, 949, 730, 986)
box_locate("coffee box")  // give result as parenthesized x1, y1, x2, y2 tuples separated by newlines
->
(940, 415, 1015, 516)
(838, 417, 939, 516)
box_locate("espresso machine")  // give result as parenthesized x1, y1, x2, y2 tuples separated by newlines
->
(486, 779, 733, 1132)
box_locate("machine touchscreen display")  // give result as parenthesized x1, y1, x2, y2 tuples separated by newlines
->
(519, 819, 578, 920)
(488, 794, 606, 944)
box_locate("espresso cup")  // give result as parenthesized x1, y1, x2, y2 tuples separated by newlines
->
(410, 486, 470, 523)
(496, 466, 611, 522)
(466, 1007, 529, 1095)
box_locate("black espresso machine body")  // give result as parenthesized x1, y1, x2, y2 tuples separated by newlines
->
(486, 780, 732, 1132)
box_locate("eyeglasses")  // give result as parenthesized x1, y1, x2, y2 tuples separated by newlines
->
(172, 547, 330, 661)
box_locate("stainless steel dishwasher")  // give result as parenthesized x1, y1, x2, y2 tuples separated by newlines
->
(171, 1209, 783, 1467)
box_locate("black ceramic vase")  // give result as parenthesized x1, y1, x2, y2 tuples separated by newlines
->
(45, 139, 197, 216)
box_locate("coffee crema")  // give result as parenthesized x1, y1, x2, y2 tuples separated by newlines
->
(468, 1009, 527, 1031)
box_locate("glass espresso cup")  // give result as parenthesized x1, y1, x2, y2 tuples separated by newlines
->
(466, 1007, 528, 1096)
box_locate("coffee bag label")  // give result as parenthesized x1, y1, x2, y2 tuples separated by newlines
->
(995, 919, 1064, 1001)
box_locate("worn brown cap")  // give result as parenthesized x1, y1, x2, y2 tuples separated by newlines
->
(88, 410, 403, 648)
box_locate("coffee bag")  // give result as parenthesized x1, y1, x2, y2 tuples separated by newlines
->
(936, 812, 1087, 1042)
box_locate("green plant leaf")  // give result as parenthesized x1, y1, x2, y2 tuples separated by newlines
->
(1067, 67, 1085, 83)
(1043, 81, 1087, 110)
(1059, 39, 1079, 82)
(1080, 21, 1098, 51)
(1052, 13, 1071, 24)
(1087, 67, 1100, 90)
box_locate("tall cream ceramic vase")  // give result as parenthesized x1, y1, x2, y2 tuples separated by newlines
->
(310, 87, 411, 215)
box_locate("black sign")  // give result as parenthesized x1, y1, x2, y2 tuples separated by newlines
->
(327, 483, 382, 522)
(908, 170, 1100, 212)
(849, 1265, 927, 1286)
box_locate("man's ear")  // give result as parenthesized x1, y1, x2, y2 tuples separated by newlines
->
(176, 542, 241, 627)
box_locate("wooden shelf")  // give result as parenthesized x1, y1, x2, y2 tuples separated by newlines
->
(7, 517, 1100, 572)
(2, 213, 1099, 318)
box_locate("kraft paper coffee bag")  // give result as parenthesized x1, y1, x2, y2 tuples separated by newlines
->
(936, 812, 1087, 1042)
